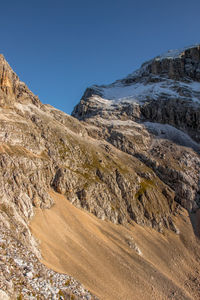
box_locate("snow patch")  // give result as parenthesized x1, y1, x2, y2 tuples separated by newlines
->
(93, 79, 200, 106)
(155, 44, 200, 60)
(88, 45, 200, 107)
(144, 122, 200, 150)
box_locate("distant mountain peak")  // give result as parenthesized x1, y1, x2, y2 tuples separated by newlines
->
(154, 44, 200, 60)
(72, 45, 200, 127)
(125, 44, 200, 81)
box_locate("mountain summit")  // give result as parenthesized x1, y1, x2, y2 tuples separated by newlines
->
(0, 47, 200, 299)
(73, 45, 200, 142)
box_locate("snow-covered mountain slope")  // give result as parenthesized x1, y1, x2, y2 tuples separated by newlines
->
(72, 45, 200, 143)
(90, 79, 200, 105)
(87, 45, 200, 105)
(73, 45, 200, 107)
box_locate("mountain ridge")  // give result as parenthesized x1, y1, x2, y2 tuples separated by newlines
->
(0, 46, 200, 299)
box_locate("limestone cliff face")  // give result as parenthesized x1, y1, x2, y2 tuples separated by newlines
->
(0, 55, 40, 107)
(144, 45, 200, 81)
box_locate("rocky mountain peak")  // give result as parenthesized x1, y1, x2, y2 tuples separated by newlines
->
(0, 54, 18, 93)
(0, 55, 40, 108)
(72, 45, 200, 143)
(128, 44, 200, 82)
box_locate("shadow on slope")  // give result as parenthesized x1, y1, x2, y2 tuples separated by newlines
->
(189, 210, 200, 239)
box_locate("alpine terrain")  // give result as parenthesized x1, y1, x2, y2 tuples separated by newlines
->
(0, 45, 200, 300)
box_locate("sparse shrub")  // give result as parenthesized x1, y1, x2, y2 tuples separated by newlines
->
(135, 180, 154, 199)
(111, 205, 115, 211)
(1, 243, 6, 249)
(65, 279, 71, 286)
(58, 290, 64, 296)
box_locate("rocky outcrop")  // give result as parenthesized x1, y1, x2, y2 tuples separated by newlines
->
(0, 55, 40, 107)
(141, 99, 200, 143)
(143, 45, 200, 81)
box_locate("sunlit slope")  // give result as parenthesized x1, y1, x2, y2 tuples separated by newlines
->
(30, 190, 200, 300)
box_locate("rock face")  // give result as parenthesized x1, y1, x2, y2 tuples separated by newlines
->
(0, 55, 40, 107)
(0, 57, 98, 299)
(0, 46, 199, 299)
(142, 45, 200, 81)
(72, 45, 200, 214)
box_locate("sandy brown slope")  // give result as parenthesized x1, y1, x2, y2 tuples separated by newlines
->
(30, 191, 200, 300)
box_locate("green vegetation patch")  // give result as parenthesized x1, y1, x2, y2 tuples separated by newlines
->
(135, 180, 154, 200)
(0, 203, 14, 217)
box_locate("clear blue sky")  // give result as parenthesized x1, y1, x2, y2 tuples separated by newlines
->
(0, 0, 199, 114)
